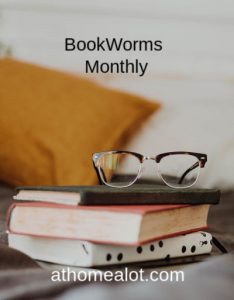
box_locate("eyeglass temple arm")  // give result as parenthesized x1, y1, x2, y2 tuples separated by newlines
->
(178, 161, 199, 185)
(92, 161, 107, 185)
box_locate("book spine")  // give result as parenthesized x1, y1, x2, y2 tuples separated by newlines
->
(91, 231, 212, 266)
(80, 191, 220, 205)
(8, 231, 212, 267)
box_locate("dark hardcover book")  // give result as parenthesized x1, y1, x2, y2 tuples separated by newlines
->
(14, 184, 220, 205)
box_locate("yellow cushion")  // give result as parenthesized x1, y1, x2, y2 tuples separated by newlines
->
(0, 58, 160, 186)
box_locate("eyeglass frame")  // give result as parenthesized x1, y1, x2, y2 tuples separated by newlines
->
(92, 150, 207, 188)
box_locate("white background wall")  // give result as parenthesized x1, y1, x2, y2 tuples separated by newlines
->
(1, 0, 234, 79)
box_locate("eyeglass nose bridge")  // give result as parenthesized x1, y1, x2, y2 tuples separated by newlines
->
(144, 156, 156, 161)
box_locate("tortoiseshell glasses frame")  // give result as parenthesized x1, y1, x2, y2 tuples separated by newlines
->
(92, 151, 207, 188)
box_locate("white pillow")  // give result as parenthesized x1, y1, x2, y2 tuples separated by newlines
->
(105, 78, 234, 189)
(124, 102, 234, 189)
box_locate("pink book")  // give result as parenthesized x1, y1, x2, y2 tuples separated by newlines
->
(7, 202, 209, 245)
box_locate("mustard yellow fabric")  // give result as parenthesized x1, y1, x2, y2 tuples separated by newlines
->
(0, 58, 160, 186)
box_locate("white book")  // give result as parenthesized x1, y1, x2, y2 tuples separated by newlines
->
(8, 231, 212, 267)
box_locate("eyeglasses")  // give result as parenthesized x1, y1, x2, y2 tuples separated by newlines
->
(92, 151, 207, 189)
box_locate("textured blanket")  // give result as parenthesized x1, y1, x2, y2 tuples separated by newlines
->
(0, 183, 233, 300)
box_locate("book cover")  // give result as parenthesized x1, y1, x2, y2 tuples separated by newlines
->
(14, 184, 220, 205)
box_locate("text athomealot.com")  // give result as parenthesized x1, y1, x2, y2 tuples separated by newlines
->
(51, 267, 184, 283)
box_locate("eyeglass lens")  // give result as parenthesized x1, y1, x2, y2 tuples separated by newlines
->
(96, 153, 141, 187)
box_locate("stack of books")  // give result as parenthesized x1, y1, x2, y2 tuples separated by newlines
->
(7, 185, 220, 267)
